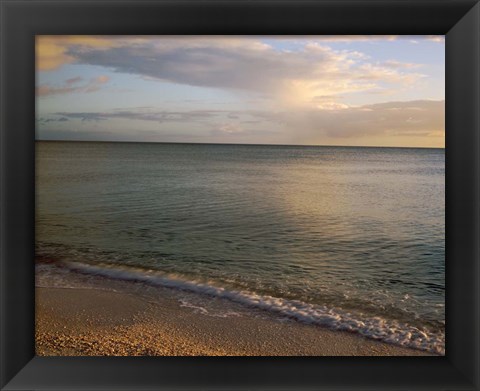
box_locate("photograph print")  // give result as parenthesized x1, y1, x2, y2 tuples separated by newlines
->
(35, 35, 445, 356)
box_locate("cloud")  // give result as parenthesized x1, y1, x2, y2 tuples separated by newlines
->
(51, 108, 222, 123)
(38, 117, 70, 123)
(36, 75, 110, 97)
(35, 36, 146, 71)
(212, 122, 244, 136)
(425, 35, 445, 43)
(35, 36, 443, 74)
(65, 76, 83, 85)
(246, 35, 443, 43)
(36, 129, 127, 142)
(274, 100, 444, 143)
(66, 38, 326, 92)
(46, 108, 276, 130)
(40, 99, 444, 146)
(382, 60, 422, 70)
(311, 35, 400, 42)
(210, 126, 276, 139)
(36, 36, 115, 70)
(37, 36, 426, 107)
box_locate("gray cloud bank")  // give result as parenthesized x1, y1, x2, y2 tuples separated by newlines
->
(38, 99, 444, 144)
(63, 38, 424, 96)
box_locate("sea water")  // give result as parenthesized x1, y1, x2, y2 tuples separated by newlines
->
(35, 141, 445, 354)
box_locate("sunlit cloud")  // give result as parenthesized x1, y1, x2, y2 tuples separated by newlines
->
(278, 100, 444, 142)
(425, 35, 445, 43)
(36, 36, 121, 71)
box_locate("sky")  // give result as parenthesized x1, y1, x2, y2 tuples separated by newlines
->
(36, 35, 445, 148)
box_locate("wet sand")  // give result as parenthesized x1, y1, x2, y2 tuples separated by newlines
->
(35, 285, 432, 356)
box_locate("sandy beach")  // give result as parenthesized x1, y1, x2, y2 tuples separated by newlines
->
(35, 281, 432, 356)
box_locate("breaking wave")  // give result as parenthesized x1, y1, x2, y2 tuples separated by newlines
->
(37, 260, 445, 355)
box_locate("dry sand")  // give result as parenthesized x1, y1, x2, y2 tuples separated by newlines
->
(35, 285, 432, 356)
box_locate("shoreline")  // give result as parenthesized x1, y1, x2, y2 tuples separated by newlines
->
(35, 280, 433, 356)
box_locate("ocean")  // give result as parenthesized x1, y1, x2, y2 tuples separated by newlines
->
(35, 141, 445, 355)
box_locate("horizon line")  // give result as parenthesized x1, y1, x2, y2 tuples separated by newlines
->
(35, 139, 445, 150)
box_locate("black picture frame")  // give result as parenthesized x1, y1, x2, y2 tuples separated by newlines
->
(1, 0, 479, 390)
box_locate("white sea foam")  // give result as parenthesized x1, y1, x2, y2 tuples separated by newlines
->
(42, 261, 445, 355)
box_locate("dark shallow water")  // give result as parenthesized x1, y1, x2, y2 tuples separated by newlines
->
(36, 141, 445, 354)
